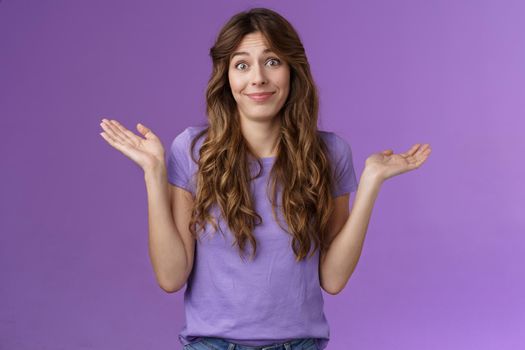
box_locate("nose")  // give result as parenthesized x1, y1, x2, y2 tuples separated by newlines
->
(251, 63, 267, 86)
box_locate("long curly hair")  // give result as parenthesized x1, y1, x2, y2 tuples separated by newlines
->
(188, 7, 336, 263)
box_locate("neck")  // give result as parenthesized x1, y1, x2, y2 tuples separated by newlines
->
(239, 114, 281, 158)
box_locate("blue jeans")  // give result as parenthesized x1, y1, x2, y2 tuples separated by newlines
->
(183, 337, 319, 350)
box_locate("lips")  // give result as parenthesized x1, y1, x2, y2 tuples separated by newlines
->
(247, 92, 274, 96)
(246, 91, 275, 102)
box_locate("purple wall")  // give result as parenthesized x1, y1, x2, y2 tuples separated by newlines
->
(1, 0, 524, 349)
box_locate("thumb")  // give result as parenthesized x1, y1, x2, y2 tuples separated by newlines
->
(137, 123, 155, 139)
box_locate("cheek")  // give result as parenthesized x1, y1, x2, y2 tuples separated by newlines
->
(228, 71, 237, 90)
(277, 69, 291, 93)
(278, 76, 290, 97)
(229, 76, 244, 96)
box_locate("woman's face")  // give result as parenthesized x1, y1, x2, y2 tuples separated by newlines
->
(228, 31, 290, 123)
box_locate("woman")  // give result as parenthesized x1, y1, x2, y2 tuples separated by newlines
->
(99, 7, 431, 350)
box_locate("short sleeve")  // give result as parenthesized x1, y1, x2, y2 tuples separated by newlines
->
(331, 133, 358, 197)
(166, 128, 195, 195)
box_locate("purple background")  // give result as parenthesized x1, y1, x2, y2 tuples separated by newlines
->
(1, 0, 524, 349)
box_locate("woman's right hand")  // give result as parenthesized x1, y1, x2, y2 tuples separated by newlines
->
(99, 118, 166, 172)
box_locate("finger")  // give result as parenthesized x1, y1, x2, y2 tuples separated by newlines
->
(413, 146, 432, 166)
(406, 155, 418, 167)
(100, 120, 127, 145)
(110, 119, 142, 144)
(100, 122, 125, 145)
(415, 143, 430, 155)
(419, 146, 432, 162)
(105, 119, 131, 144)
(409, 143, 430, 157)
(137, 123, 156, 140)
(414, 144, 431, 159)
(137, 123, 148, 134)
(100, 131, 127, 153)
(400, 144, 420, 158)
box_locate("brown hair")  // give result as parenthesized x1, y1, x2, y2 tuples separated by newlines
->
(188, 7, 335, 262)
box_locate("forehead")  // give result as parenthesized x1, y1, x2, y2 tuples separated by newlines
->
(231, 32, 273, 57)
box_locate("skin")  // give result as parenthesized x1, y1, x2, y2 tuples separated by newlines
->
(319, 144, 431, 294)
(98, 31, 432, 295)
(228, 31, 290, 158)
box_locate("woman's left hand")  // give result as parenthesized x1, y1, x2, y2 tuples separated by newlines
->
(364, 143, 432, 182)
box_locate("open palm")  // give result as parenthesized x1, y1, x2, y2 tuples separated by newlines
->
(99, 118, 165, 171)
(365, 143, 432, 181)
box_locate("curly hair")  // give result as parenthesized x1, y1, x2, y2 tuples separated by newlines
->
(187, 7, 336, 263)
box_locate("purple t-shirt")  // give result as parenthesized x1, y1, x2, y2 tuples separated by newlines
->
(166, 125, 358, 350)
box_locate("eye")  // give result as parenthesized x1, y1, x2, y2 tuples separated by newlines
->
(235, 62, 248, 70)
(233, 58, 281, 71)
(266, 58, 281, 67)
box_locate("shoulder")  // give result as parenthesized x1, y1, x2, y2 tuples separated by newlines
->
(166, 125, 208, 193)
(317, 130, 352, 158)
(172, 125, 208, 145)
(170, 125, 208, 157)
(318, 129, 358, 195)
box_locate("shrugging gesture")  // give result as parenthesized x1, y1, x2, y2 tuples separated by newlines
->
(320, 142, 432, 294)
(99, 118, 165, 171)
(364, 143, 432, 182)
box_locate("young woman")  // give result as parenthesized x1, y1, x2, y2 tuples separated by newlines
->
(99, 7, 431, 350)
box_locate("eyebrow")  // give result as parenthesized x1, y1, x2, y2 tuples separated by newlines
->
(230, 48, 275, 59)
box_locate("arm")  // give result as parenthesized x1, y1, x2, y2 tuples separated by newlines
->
(144, 164, 189, 293)
(320, 143, 432, 295)
(99, 118, 192, 293)
(320, 169, 382, 295)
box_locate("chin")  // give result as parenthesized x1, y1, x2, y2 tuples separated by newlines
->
(247, 114, 276, 121)
(240, 108, 279, 119)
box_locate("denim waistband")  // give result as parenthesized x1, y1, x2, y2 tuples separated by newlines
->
(194, 336, 315, 350)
